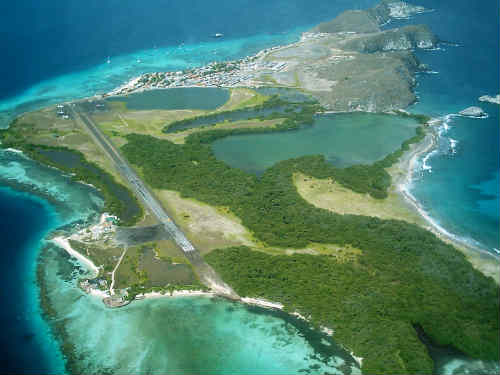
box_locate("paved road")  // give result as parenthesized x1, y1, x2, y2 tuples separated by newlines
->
(70, 103, 239, 298)
(70, 104, 196, 253)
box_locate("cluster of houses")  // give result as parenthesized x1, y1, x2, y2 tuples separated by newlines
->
(55, 104, 70, 120)
(74, 213, 118, 242)
(105, 44, 295, 97)
(102, 32, 336, 98)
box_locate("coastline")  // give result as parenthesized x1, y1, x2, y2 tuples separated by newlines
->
(46, 232, 357, 363)
(240, 297, 363, 367)
(393, 121, 500, 283)
(51, 236, 100, 276)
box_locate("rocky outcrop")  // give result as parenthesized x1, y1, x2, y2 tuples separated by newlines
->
(311, 50, 420, 112)
(312, 10, 381, 34)
(478, 94, 500, 105)
(340, 25, 438, 53)
(368, 0, 428, 24)
(459, 106, 488, 118)
(313, 0, 429, 34)
(384, 1, 428, 19)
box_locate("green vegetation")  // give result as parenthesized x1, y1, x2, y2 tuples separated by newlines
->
(120, 108, 498, 373)
(206, 246, 498, 374)
(230, 90, 269, 110)
(162, 94, 290, 133)
(0, 124, 142, 225)
(116, 243, 207, 301)
(68, 239, 122, 285)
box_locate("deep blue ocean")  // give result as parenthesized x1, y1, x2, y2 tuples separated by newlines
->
(389, 0, 500, 253)
(0, 0, 498, 373)
(0, 187, 61, 373)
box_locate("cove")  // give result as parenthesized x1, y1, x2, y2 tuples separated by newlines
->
(39, 243, 360, 375)
(212, 112, 419, 174)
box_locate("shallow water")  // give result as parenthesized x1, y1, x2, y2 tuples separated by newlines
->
(0, 149, 362, 374)
(212, 113, 419, 174)
(0, 149, 104, 374)
(40, 245, 360, 375)
(0, 0, 498, 373)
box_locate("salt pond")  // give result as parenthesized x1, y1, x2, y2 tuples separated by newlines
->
(107, 87, 230, 111)
(212, 112, 419, 174)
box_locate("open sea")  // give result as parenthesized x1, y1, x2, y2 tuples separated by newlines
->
(0, 0, 498, 374)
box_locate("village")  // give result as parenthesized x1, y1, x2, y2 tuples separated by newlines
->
(105, 32, 330, 97)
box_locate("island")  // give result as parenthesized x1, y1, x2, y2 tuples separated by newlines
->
(479, 94, 500, 105)
(459, 106, 488, 118)
(0, 1, 498, 374)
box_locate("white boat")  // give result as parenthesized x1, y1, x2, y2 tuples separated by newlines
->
(107, 56, 111, 64)
(213, 33, 224, 38)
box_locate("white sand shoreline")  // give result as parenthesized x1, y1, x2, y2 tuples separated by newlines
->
(51, 236, 100, 276)
(141, 290, 215, 299)
(240, 297, 284, 310)
(51, 220, 362, 364)
(395, 121, 499, 281)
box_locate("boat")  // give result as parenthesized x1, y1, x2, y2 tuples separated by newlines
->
(212, 33, 224, 38)
(107, 56, 111, 64)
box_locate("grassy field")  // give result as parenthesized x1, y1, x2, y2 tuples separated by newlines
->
(14, 106, 127, 185)
(218, 88, 269, 111)
(294, 172, 425, 225)
(163, 117, 285, 144)
(154, 189, 255, 253)
(114, 241, 202, 296)
(93, 88, 275, 146)
(154, 189, 363, 262)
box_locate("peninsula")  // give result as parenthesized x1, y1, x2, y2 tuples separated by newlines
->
(0, 1, 498, 374)
(106, 1, 438, 112)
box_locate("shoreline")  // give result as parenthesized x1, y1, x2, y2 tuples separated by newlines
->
(47, 234, 353, 362)
(51, 236, 100, 276)
(394, 121, 500, 282)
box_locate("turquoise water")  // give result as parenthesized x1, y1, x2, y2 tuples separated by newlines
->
(389, 0, 500, 254)
(212, 113, 419, 174)
(40, 243, 360, 374)
(0, 0, 498, 373)
(0, 150, 360, 374)
(0, 149, 105, 373)
(108, 87, 230, 111)
(0, 31, 305, 129)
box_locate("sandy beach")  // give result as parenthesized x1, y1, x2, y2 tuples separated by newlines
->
(141, 290, 215, 299)
(392, 121, 500, 282)
(240, 297, 284, 310)
(51, 236, 100, 276)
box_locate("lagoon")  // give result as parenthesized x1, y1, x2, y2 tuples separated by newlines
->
(107, 87, 230, 111)
(212, 113, 419, 174)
